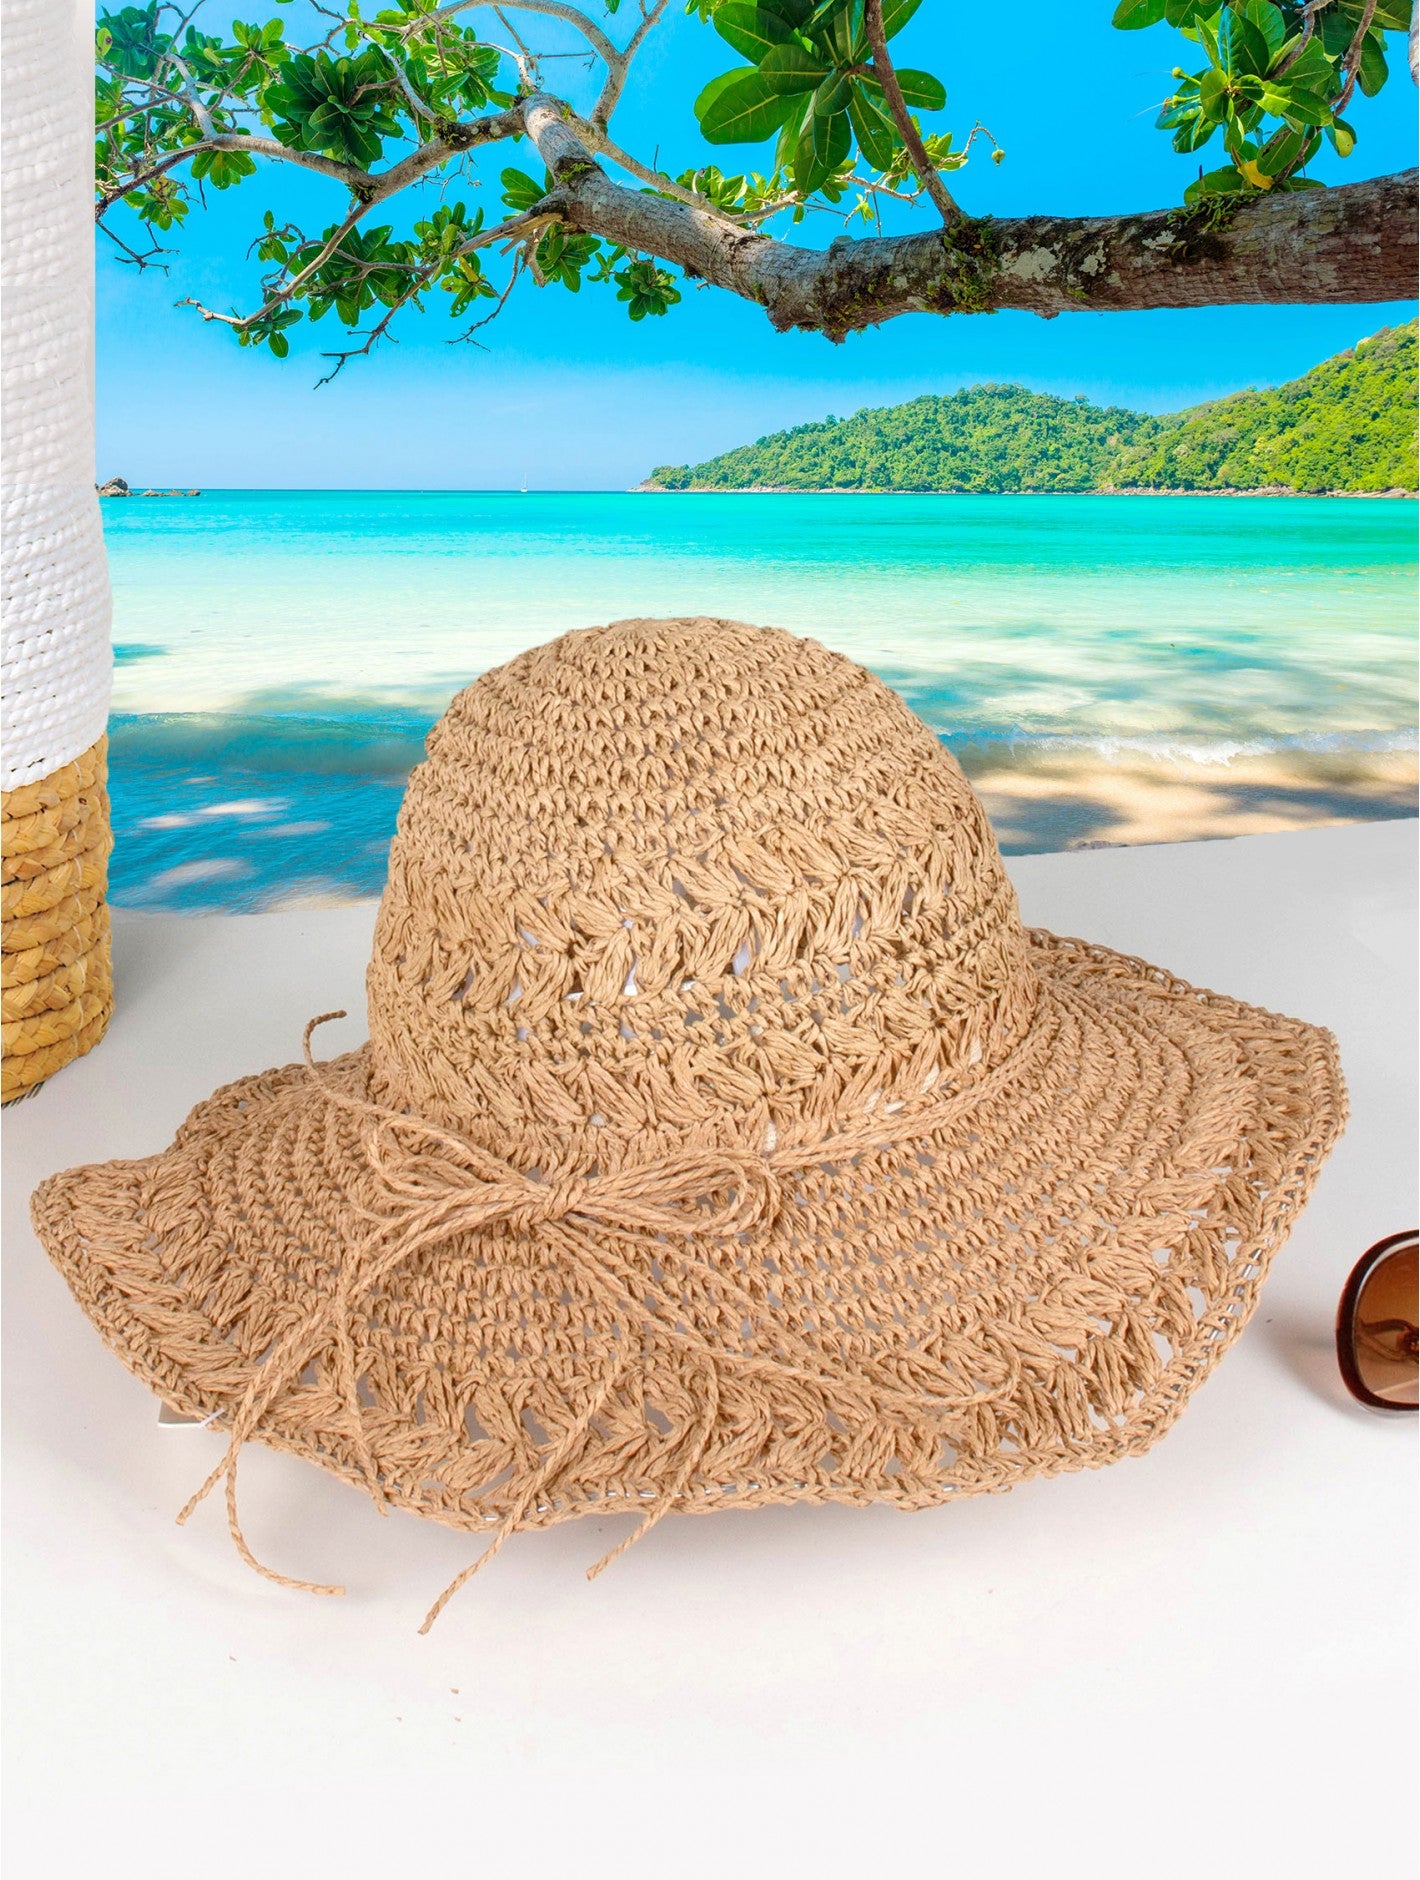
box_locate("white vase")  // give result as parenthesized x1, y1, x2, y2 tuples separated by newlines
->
(2, 0, 115, 1100)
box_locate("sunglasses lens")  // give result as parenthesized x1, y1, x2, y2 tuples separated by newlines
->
(1349, 1240, 1419, 1408)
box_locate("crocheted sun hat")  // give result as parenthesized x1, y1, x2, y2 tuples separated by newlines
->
(33, 618, 1346, 1628)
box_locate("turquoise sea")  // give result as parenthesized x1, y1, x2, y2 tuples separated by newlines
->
(103, 490, 1418, 912)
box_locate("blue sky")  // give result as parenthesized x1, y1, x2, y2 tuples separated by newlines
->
(97, 4, 1418, 489)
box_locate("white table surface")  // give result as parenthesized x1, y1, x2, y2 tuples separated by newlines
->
(4, 821, 1416, 1880)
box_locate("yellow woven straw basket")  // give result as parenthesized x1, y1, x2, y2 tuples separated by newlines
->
(1, 735, 114, 1102)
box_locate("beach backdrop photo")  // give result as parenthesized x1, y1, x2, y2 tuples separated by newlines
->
(91, 1, 1418, 917)
(3, 6, 1417, 1874)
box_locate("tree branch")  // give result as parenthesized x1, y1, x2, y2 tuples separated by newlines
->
(365, 109, 522, 199)
(593, 0, 668, 129)
(314, 269, 435, 384)
(1275, 0, 1333, 75)
(413, 0, 662, 129)
(416, 0, 620, 73)
(100, 219, 173, 270)
(95, 112, 523, 223)
(1335, 0, 1378, 115)
(248, 201, 373, 326)
(520, 98, 1417, 335)
(97, 136, 371, 214)
(570, 116, 751, 220)
(862, 0, 961, 226)
(95, 85, 192, 134)
(455, 204, 564, 256)
(450, 250, 527, 345)
(491, 7, 540, 87)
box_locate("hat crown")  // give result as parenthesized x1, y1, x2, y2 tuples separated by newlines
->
(367, 619, 1038, 1160)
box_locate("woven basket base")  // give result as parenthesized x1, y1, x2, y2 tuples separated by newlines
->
(2, 738, 113, 1103)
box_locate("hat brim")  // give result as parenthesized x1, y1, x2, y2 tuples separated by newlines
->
(31, 929, 1345, 1548)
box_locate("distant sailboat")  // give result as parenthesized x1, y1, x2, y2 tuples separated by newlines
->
(520, 474, 528, 494)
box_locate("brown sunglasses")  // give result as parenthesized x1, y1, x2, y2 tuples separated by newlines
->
(1336, 1230, 1419, 1412)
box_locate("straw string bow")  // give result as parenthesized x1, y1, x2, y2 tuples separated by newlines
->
(177, 1014, 791, 1627)
(179, 1011, 1025, 1631)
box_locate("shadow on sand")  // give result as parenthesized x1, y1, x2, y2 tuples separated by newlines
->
(962, 747, 1417, 855)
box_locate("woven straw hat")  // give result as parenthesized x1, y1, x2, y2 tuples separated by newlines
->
(33, 618, 1346, 1628)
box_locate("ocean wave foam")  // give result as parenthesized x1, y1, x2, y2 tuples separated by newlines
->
(106, 709, 1417, 781)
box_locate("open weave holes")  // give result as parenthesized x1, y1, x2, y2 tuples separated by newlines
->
(3, 736, 113, 1101)
(33, 620, 1345, 1619)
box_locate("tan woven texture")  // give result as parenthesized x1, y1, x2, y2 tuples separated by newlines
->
(3, 734, 113, 1102)
(32, 621, 1346, 1627)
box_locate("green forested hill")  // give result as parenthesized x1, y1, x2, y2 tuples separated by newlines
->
(1109, 322, 1417, 494)
(645, 323, 1417, 495)
(647, 385, 1161, 494)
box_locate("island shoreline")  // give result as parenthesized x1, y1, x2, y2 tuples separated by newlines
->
(633, 484, 1417, 497)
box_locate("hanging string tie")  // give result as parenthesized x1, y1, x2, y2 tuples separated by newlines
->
(180, 1010, 1036, 1628)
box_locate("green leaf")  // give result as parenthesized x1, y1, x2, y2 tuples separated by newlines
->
(1196, 66, 1230, 119)
(861, 66, 944, 112)
(785, 88, 842, 192)
(698, 68, 807, 141)
(1326, 114, 1356, 156)
(812, 67, 854, 116)
(1276, 36, 1332, 89)
(880, 0, 924, 35)
(1209, 8, 1271, 79)
(801, 0, 844, 34)
(1157, 69, 1202, 119)
(1317, 9, 1358, 55)
(757, 40, 831, 89)
(885, 67, 945, 110)
(500, 166, 550, 211)
(755, 0, 816, 24)
(1357, 32, 1388, 96)
(806, 0, 865, 65)
(773, 106, 800, 174)
(1111, 0, 1166, 25)
(790, 134, 822, 195)
(711, 2, 799, 61)
(847, 83, 898, 169)
(1255, 122, 1316, 174)
(1235, 0, 1286, 61)
(1257, 82, 1334, 127)
(1171, 110, 1218, 152)
(811, 92, 851, 165)
(614, 258, 681, 320)
(694, 68, 747, 123)
(1183, 163, 1248, 204)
